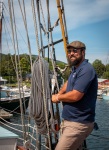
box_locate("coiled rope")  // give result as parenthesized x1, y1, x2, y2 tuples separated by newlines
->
(31, 1, 52, 148)
(29, 57, 54, 135)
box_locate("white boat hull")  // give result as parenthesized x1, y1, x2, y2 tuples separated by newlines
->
(102, 94, 109, 100)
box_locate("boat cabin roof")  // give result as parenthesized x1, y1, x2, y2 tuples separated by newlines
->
(0, 126, 18, 139)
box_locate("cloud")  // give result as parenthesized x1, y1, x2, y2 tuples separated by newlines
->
(3, 0, 109, 33)
(63, 0, 109, 30)
(2, 0, 109, 65)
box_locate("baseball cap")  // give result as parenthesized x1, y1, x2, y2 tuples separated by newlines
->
(67, 41, 86, 50)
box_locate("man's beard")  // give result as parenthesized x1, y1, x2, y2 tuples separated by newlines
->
(68, 56, 83, 66)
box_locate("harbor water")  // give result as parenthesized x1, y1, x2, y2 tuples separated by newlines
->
(0, 98, 109, 150)
(86, 99, 109, 150)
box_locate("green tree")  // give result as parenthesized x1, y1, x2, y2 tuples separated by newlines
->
(102, 71, 109, 79)
(92, 59, 106, 78)
(20, 56, 31, 77)
(106, 64, 109, 72)
(102, 64, 109, 79)
(0, 54, 16, 83)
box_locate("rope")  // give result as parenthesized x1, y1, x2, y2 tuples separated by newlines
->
(29, 58, 50, 134)
(31, 1, 52, 149)
(0, 119, 23, 133)
(3, 9, 31, 71)
(40, 0, 61, 126)
(40, 0, 60, 92)
(18, 0, 33, 71)
(29, 133, 49, 149)
(3, 17, 16, 72)
(8, 0, 26, 142)
(11, 0, 27, 113)
(35, 0, 44, 57)
(3, 5, 33, 63)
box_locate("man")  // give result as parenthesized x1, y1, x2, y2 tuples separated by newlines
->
(52, 41, 98, 150)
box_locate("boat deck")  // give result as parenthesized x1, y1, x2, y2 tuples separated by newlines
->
(0, 126, 19, 150)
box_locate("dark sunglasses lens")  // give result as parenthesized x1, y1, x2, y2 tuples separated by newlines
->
(73, 49, 78, 53)
(68, 49, 78, 53)
(68, 49, 71, 53)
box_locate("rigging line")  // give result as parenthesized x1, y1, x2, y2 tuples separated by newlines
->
(3, 4, 18, 75)
(9, 98, 29, 114)
(40, 0, 59, 93)
(40, 0, 61, 125)
(3, 7, 33, 62)
(2, 2, 10, 15)
(36, 0, 58, 138)
(0, 119, 23, 133)
(11, 0, 27, 117)
(36, 0, 44, 57)
(29, 133, 49, 150)
(31, 0, 40, 54)
(28, 124, 37, 131)
(17, 136, 35, 148)
(3, 22, 30, 83)
(3, 17, 16, 72)
(46, 0, 50, 62)
(3, 5, 33, 70)
(11, 0, 21, 61)
(0, 1, 3, 55)
(46, 0, 60, 139)
(18, 0, 33, 71)
(46, 0, 58, 66)
(29, 126, 40, 149)
(0, 117, 25, 127)
(3, 9, 32, 66)
(29, 124, 36, 146)
(0, 119, 39, 147)
(11, 0, 26, 111)
(8, 0, 26, 142)
(0, 106, 28, 117)
(31, 1, 52, 149)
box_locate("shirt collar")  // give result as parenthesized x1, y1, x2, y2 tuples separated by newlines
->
(72, 59, 88, 73)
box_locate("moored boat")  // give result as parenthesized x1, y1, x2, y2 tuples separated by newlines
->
(0, 77, 30, 112)
(0, 88, 30, 112)
(0, 108, 13, 119)
(102, 88, 109, 100)
(102, 94, 109, 100)
(97, 89, 103, 99)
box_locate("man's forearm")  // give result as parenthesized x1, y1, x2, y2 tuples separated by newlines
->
(52, 89, 84, 103)
(58, 81, 68, 94)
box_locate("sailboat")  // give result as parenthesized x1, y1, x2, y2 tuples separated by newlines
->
(0, 75, 30, 112)
(0, 0, 69, 149)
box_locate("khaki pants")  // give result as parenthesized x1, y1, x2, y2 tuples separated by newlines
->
(55, 120, 94, 150)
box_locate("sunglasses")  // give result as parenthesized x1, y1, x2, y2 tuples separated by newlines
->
(67, 48, 79, 54)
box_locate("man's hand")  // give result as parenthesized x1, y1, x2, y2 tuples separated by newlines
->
(52, 94, 60, 103)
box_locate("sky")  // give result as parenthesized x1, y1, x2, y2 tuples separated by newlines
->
(2, 0, 109, 65)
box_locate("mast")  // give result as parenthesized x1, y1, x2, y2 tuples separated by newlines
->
(56, 0, 69, 64)
(0, 1, 3, 78)
(0, 1, 3, 53)
(0, 1, 3, 52)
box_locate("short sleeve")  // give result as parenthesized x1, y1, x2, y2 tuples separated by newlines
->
(73, 66, 95, 93)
